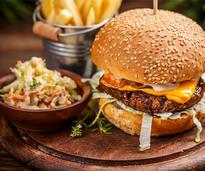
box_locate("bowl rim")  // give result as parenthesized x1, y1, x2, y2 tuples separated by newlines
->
(0, 69, 91, 113)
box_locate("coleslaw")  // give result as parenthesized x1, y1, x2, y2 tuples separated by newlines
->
(0, 57, 81, 109)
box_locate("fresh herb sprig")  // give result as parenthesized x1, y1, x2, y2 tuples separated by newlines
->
(70, 112, 89, 137)
(70, 71, 113, 137)
(92, 117, 113, 134)
(70, 120, 87, 137)
(70, 99, 113, 137)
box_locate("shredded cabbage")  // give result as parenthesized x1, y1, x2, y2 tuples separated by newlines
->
(0, 80, 18, 94)
(154, 112, 173, 119)
(116, 100, 145, 115)
(0, 57, 81, 109)
(139, 113, 153, 151)
(84, 70, 105, 90)
(89, 99, 116, 127)
(92, 92, 113, 99)
(192, 94, 205, 113)
(190, 109, 202, 143)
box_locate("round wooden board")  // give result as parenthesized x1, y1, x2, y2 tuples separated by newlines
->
(1, 115, 205, 171)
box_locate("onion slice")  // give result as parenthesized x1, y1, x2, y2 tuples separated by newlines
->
(146, 83, 178, 91)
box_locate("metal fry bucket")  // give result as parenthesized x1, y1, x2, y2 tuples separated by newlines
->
(33, 6, 110, 78)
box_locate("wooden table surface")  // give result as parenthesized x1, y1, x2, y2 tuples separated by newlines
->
(0, 1, 166, 170)
(0, 144, 31, 171)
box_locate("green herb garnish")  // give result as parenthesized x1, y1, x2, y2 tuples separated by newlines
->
(70, 123, 83, 137)
(70, 71, 114, 137)
(92, 117, 113, 134)
(70, 112, 89, 137)
(29, 78, 41, 90)
(70, 99, 113, 137)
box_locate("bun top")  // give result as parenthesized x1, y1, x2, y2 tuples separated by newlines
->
(91, 9, 205, 84)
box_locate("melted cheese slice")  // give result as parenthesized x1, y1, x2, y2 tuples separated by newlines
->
(101, 74, 199, 104)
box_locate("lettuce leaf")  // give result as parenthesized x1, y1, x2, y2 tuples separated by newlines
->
(192, 110, 202, 143)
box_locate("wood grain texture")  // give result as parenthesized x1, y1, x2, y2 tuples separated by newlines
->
(0, 144, 29, 170)
(1, 114, 205, 171)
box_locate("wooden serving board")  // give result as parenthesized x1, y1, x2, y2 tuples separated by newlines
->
(1, 114, 205, 171)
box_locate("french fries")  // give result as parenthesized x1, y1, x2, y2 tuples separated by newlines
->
(64, 0, 84, 26)
(47, 10, 55, 23)
(41, 0, 54, 19)
(82, 0, 92, 23)
(74, 0, 86, 12)
(53, 9, 73, 25)
(99, 0, 122, 23)
(55, 0, 83, 26)
(53, 0, 63, 13)
(41, 0, 122, 26)
(86, 8, 96, 26)
(92, 0, 103, 23)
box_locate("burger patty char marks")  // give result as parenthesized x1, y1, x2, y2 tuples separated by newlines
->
(97, 80, 205, 114)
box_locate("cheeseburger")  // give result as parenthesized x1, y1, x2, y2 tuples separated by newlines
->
(91, 9, 205, 150)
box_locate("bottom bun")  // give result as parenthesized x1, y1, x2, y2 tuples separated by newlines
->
(99, 99, 204, 137)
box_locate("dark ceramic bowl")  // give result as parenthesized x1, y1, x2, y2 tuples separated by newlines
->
(0, 70, 91, 132)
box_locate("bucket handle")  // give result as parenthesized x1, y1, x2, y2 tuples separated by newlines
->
(33, 6, 109, 39)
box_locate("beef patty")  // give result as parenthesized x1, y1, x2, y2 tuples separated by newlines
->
(97, 80, 205, 113)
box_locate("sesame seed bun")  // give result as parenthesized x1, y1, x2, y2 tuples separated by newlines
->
(92, 9, 205, 84)
(99, 99, 204, 137)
